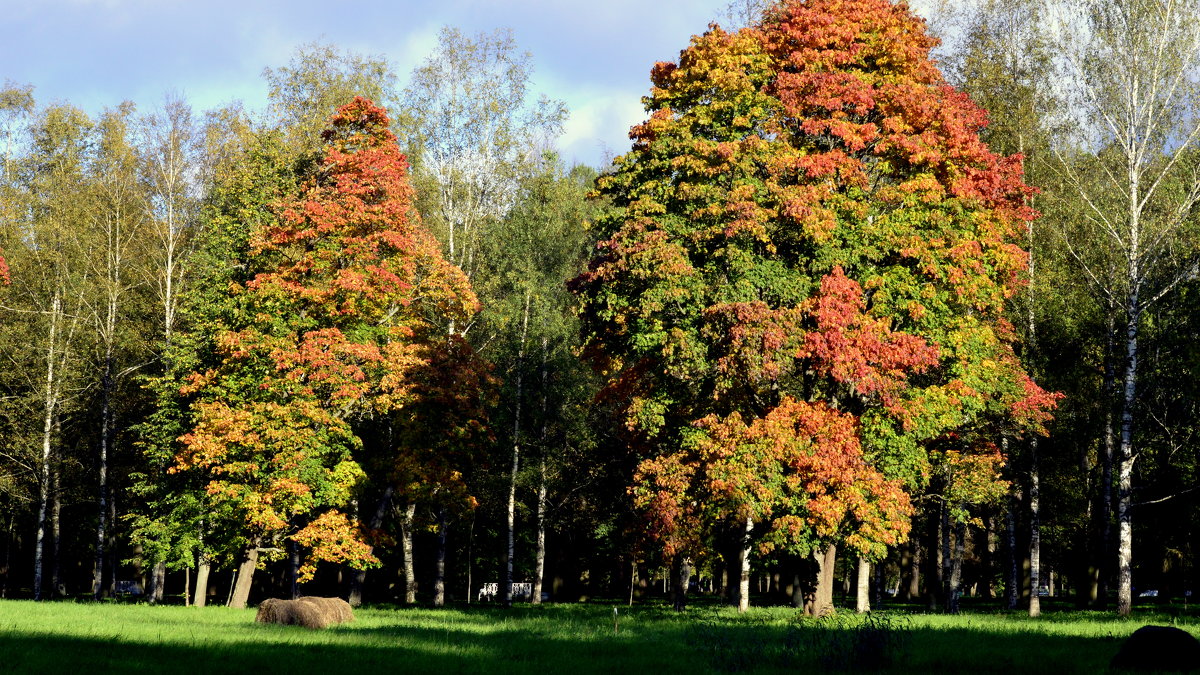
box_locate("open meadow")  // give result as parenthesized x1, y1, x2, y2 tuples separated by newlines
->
(0, 599, 1191, 674)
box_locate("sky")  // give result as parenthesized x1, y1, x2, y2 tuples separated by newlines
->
(0, 0, 943, 168)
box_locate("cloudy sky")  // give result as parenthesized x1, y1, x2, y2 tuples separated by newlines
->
(1, 0, 943, 167)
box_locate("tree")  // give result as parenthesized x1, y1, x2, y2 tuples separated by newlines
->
(949, 0, 1066, 616)
(86, 102, 148, 599)
(472, 156, 600, 606)
(263, 42, 398, 155)
(3, 102, 95, 600)
(130, 127, 296, 608)
(574, 0, 1055, 614)
(1050, 0, 1200, 617)
(402, 27, 565, 607)
(170, 97, 477, 607)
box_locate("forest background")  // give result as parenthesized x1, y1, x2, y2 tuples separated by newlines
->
(0, 0, 1197, 623)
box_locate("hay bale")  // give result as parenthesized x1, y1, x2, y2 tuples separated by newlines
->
(1111, 625, 1200, 672)
(255, 596, 355, 630)
(298, 596, 355, 624)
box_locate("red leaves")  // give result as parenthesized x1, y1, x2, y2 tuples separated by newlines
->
(688, 397, 911, 556)
(802, 267, 939, 405)
(176, 97, 482, 571)
(579, 0, 1055, 567)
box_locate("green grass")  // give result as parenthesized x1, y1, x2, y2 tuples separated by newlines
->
(0, 599, 1192, 673)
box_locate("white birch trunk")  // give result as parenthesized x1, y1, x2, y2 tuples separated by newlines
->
(855, 557, 870, 613)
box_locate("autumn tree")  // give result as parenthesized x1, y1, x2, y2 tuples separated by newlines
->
(574, 0, 1055, 614)
(130, 129, 298, 607)
(166, 97, 477, 608)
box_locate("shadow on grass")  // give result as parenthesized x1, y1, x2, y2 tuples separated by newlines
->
(0, 604, 1136, 674)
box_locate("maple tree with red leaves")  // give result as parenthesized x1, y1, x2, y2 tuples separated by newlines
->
(172, 97, 480, 605)
(573, 0, 1056, 613)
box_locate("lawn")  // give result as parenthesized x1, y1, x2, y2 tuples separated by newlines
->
(0, 598, 1189, 673)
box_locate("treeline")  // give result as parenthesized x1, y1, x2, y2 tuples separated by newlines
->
(0, 0, 1197, 620)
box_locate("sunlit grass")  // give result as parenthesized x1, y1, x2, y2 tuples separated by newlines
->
(0, 598, 1192, 673)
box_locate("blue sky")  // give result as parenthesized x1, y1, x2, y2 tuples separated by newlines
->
(1, 0, 941, 167)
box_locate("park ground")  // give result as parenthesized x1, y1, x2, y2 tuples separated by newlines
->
(0, 598, 1193, 673)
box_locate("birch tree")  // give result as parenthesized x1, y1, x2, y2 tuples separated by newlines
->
(402, 27, 565, 607)
(5, 103, 94, 600)
(1051, 0, 1200, 617)
(86, 102, 147, 599)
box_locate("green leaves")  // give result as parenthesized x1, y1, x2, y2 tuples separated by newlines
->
(575, 0, 1053, 571)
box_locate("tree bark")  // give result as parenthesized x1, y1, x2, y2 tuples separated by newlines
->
(1097, 309, 1117, 607)
(288, 538, 301, 600)
(401, 502, 417, 604)
(504, 291, 531, 608)
(1116, 285, 1140, 618)
(228, 540, 259, 609)
(531, 336, 550, 606)
(148, 561, 166, 604)
(949, 516, 965, 614)
(1029, 438, 1042, 617)
(33, 292, 62, 602)
(532, 461, 548, 605)
(1006, 494, 1020, 610)
(807, 545, 837, 617)
(50, 461, 64, 598)
(434, 505, 447, 607)
(941, 500, 953, 611)
(672, 555, 691, 611)
(92, 331, 114, 600)
(736, 516, 753, 613)
(855, 557, 870, 613)
(980, 514, 995, 600)
(194, 556, 211, 607)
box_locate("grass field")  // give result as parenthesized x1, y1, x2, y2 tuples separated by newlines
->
(0, 598, 1192, 673)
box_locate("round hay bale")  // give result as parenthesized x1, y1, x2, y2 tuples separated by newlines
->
(255, 597, 355, 630)
(296, 596, 355, 626)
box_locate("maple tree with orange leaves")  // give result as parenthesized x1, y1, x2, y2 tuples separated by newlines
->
(170, 98, 480, 602)
(573, 0, 1057, 613)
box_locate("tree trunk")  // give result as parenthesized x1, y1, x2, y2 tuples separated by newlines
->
(148, 561, 166, 604)
(1097, 309, 1117, 608)
(466, 510, 475, 605)
(532, 336, 550, 606)
(92, 336, 114, 600)
(980, 514, 995, 600)
(736, 516, 753, 613)
(33, 293, 61, 602)
(1116, 287, 1140, 618)
(194, 557, 211, 608)
(1006, 494, 1020, 610)
(807, 545, 837, 617)
(50, 461, 63, 598)
(434, 505, 447, 607)
(941, 500, 953, 612)
(228, 541, 260, 609)
(504, 291, 531, 608)
(532, 461, 548, 605)
(855, 557, 870, 613)
(1029, 437, 1042, 617)
(288, 538, 301, 600)
(401, 502, 416, 604)
(949, 516, 965, 614)
(349, 484, 394, 607)
(672, 555, 691, 611)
